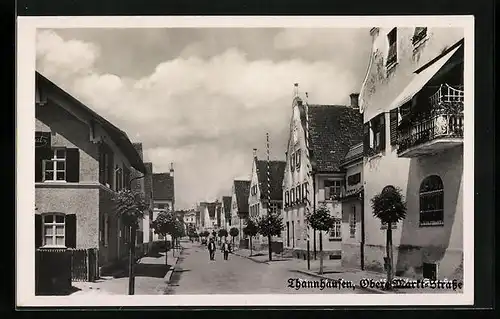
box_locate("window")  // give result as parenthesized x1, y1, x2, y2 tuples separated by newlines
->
(295, 150, 301, 170)
(364, 114, 386, 155)
(329, 219, 341, 240)
(349, 205, 356, 238)
(290, 152, 296, 172)
(419, 175, 444, 226)
(99, 143, 114, 189)
(115, 166, 123, 191)
(291, 188, 295, 205)
(387, 28, 397, 66)
(412, 27, 428, 45)
(324, 180, 342, 200)
(295, 186, 301, 204)
(43, 214, 65, 247)
(347, 173, 361, 186)
(43, 148, 66, 181)
(285, 191, 290, 207)
(302, 182, 309, 202)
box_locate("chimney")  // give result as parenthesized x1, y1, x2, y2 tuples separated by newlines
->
(293, 83, 299, 97)
(350, 93, 360, 109)
(253, 148, 257, 159)
(169, 162, 174, 177)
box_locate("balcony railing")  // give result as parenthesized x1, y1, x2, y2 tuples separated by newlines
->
(397, 84, 464, 157)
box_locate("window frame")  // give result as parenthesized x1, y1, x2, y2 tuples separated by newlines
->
(42, 213, 66, 247)
(42, 148, 67, 182)
(386, 27, 398, 67)
(329, 218, 342, 240)
(419, 175, 445, 227)
(349, 205, 356, 238)
(412, 27, 428, 46)
(324, 180, 343, 201)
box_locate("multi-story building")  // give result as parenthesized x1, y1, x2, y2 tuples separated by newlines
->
(198, 201, 219, 232)
(183, 210, 198, 230)
(34, 71, 146, 272)
(222, 196, 232, 229)
(248, 150, 286, 250)
(358, 27, 464, 280)
(151, 166, 175, 241)
(230, 180, 251, 247)
(339, 142, 364, 270)
(282, 86, 363, 260)
(142, 162, 154, 245)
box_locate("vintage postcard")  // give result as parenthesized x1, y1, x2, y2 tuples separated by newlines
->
(16, 16, 474, 307)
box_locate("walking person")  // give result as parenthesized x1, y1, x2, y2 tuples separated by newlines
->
(208, 237, 216, 261)
(221, 239, 230, 260)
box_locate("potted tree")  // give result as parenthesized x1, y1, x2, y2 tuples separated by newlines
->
(151, 210, 176, 265)
(306, 204, 335, 275)
(370, 186, 407, 289)
(229, 227, 239, 249)
(257, 213, 284, 261)
(243, 219, 258, 256)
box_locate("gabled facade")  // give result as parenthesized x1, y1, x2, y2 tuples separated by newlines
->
(230, 180, 251, 246)
(151, 167, 175, 241)
(248, 152, 286, 250)
(222, 196, 232, 229)
(358, 27, 464, 280)
(34, 71, 146, 271)
(282, 90, 363, 261)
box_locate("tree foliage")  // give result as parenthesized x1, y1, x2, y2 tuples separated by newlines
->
(187, 224, 197, 238)
(243, 218, 259, 237)
(151, 210, 176, 236)
(229, 227, 239, 238)
(306, 204, 334, 231)
(370, 186, 407, 223)
(200, 230, 210, 238)
(257, 212, 284, 237)
(218, 228, 228, 238)
(112, 189, 149, 228)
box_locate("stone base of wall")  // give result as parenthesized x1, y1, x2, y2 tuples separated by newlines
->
(283, 248, 341, 261)
(364, 244, 463, 280)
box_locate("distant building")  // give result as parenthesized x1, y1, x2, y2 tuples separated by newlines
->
(34, 71, 146, 273)
(222, 196, 232, 229)
(282, 87, 363, 260)
(151, 165, 175, 241)
(230, 180, 251, 247)
(358, 27, 464, 280)
(248, 150, 286, 250)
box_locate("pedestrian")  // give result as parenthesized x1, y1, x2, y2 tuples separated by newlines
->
(221, 239, 230, 260)
(208, 237, 216, 261)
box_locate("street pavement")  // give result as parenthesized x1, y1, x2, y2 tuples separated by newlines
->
(165, 242, 364, 294)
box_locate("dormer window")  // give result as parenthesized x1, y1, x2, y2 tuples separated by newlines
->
(387, 28, 397, 67)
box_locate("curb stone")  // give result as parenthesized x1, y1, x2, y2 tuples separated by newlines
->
(231, 251, 269, 265)
(292, 269, 390, 294)
(164, 257, 180, 284)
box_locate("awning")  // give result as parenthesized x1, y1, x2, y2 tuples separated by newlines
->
(389, 45, 461, 110)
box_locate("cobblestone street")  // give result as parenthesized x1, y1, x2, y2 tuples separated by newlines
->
(165, 242, 364, 294)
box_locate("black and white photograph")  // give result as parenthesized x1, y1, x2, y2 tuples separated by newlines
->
(16, 16, 474, 307)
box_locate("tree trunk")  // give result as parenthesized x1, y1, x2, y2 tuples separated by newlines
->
(128, 226, 136, 295)
(268, 235, 272, 261)
(249, 236, 253, 256)
(386, 222, 394, 289)
(165, 236, 168, 266)
(319, 230, 324, 275)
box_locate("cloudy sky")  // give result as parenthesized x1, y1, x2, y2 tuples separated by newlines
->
(36, 28, 372, 209)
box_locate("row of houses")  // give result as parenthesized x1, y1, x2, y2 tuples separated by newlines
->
(213, 27, 465, 281)
(34, 71, 175, 274)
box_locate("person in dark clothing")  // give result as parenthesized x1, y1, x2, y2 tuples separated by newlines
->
(208, 238, 216, 260)
(221, 240, 230, 260)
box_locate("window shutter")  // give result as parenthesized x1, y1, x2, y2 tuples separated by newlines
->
(35, 147, 52, 182)
(363, 123, 370, 156)
(66, 148, 80, 182)
(98, 144, 105, 184)
(379, 114, 386, 151)
(35, 214, 42, 249)
(389, 108, 399, 145)
(65, 214, 77, 248)
(107, 152, 114, 189)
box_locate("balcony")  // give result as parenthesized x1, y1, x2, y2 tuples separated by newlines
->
(397, 84, 464, 158)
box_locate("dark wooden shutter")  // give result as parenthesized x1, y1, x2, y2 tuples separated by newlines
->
(35, 214, 42, 249)
(65, 214, 77, 248)
(379, 114, 386, 151)
(363, 122, 370, 156)
(98, 144, 105, 184)
(107, 152, 114, 189)
(66, 148, 80, 182)
(389, 108, 399, 145)
(35, 148, 52, 182)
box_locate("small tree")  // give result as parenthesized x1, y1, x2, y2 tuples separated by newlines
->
(218, 228, 228, 242)
(171, 218, 185, 255)
(229, 227, 239, 246)
(306, 204, 334, 275)
(200, 230, 210, 239)
(151, 210, 176, 265)
(371, 186, 407, 289)
(112, 189, 149, 295)
(243, 218, 258, 256)
(257, 212, 284, 261)
(187, 224, 197, 241)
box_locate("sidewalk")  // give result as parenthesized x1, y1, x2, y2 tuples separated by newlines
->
(71, 250, 180, 295)
(233, 248, 463, 294)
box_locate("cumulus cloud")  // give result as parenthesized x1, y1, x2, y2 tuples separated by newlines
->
(36, 28, 370, 209)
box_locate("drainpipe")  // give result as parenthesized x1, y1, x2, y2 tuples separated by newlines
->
(360, 189, 365, 271)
